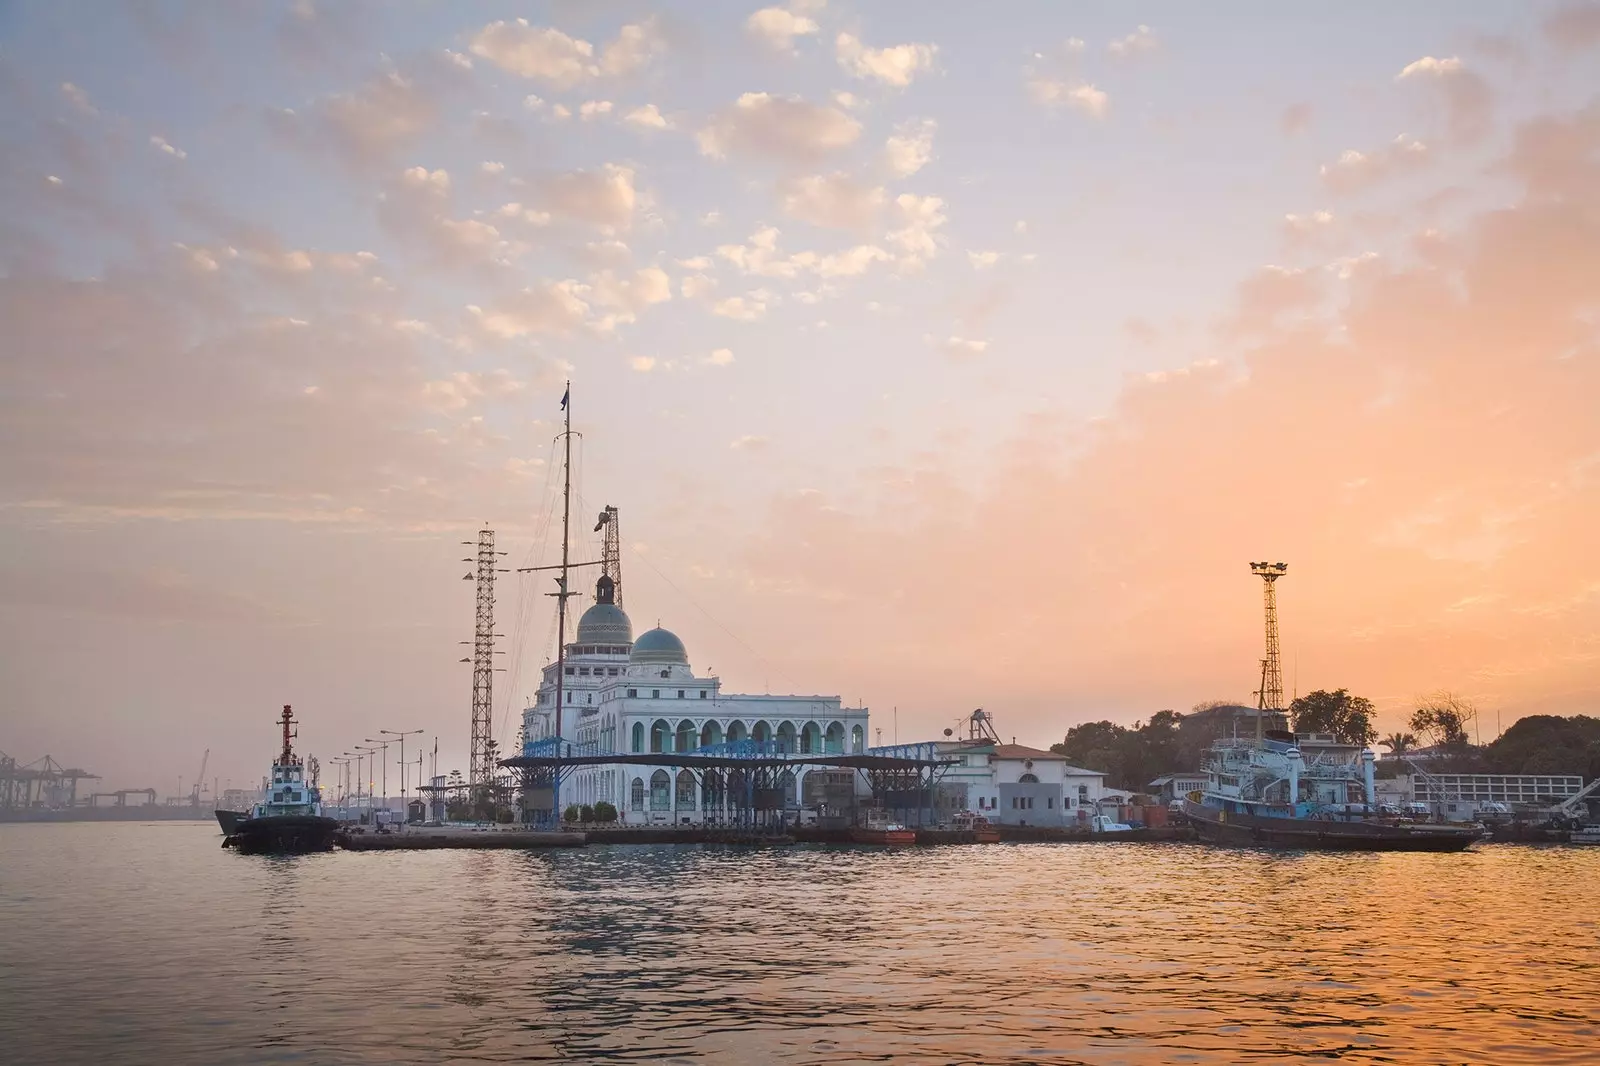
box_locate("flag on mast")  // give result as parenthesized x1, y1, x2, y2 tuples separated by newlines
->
(560, 386, 569, 410)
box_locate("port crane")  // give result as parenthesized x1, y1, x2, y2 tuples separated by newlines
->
(1546, 777, 1600, 826)
(189, 749, 210, 808)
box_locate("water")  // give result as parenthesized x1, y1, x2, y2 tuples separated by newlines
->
(2, 824, 1597, 1064)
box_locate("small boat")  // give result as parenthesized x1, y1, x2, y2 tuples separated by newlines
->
(851, 811, 917, 845)
(222, 705, 339, 855)
(951, 810, 1001, 842)
(1570, 826, 1600, 846)
(1182, 730, 1479, 853)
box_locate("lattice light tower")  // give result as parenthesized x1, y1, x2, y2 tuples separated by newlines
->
(1250, 561, 1289, 737)
(595, 505, 621, 607)
(463, 529, 508, 794)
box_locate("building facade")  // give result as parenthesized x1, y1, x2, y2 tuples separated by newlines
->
(521, 576, 869, 825)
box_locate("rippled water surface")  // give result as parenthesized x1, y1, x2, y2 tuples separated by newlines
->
(3, 823, 1598, 1064)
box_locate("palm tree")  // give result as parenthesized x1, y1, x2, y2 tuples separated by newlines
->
(1381, 732, 1417, 758)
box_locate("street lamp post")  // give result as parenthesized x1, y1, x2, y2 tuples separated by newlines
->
(364, 738, 391, 821)
(355, 746, 378, 822)
(381, 728, 425, 810)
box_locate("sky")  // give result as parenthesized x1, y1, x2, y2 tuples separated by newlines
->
(1, 1, 1598, 796)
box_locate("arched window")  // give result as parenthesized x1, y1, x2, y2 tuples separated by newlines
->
(650, 719, 670, 753)
(631, 722, 645, 753)
(675, 770, 696, 810)
(700, 720, 723, 748)
(751, 720, 771, 744)
(776, 721, 797, 754)
(779, 770, 797, 807)
(631, 777, 645, 811)
(800, 722, 821, 754)
(1019, 773, 1039, 784)
(824, 721, 845, 755)
(649, 770, 670, 810)
(850, 725, 864, 753)
(726, 720, 748, 743)
(675, 719, 697, 753)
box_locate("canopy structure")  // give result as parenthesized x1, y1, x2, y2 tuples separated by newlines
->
(500, 740, 958, 829)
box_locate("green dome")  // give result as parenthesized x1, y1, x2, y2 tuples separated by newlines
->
(575, 602, 633, 645)
(629, 626, 687, 666)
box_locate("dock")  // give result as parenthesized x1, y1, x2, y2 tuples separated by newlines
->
(326, 822, 1196, 851)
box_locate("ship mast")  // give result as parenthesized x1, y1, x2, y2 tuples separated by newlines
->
(1250, 562, 1288, 743)
(278, 704, 297, 765)
(551, 382, 574, 816)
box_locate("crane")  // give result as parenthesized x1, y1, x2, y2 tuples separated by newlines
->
(1547, 777, 1600, 827)
(190, 749, 210, 809)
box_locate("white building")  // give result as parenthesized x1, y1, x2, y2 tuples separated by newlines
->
(521, 576, 869, 824)
(1147, 773, 1209, 803)
(924, 741, 1106, 827)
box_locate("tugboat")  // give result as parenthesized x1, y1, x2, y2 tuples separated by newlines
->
(1181, 729, 1479, 852)
(222, 705, 339, 854)
(850, 809, 917, 845)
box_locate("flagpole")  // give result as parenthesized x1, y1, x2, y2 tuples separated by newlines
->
(551, 381, 573, 824)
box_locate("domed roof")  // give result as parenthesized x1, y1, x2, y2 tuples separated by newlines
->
(575, 602, 633, 645)
(629, 626, 687, 665)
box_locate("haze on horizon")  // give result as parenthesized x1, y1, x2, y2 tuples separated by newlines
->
(1, 1, 1597, 794)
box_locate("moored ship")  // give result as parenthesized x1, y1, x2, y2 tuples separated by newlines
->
(1181, 730, 1479, 852)
(221, 705, 339, 854)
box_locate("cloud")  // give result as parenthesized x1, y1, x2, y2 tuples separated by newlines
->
(705, 347, 735, 366)
(1395, 55, 1493, 143)
(1544, 3, 1600, 52)
(589, 266, 672, 318)
(779, 172, 885, 230)
(680, 274, 716, 299)
(886, 193, 948, 268)
(884, 118, 936, 178)
(937, 335, 988, 356)
(1280, 102, 1313, 136)
(730, 435, 769, 450)
(629, 355, 656, 372)
(697, 92, 861, 162)
(712, 294, 769, 321)
(579, 100, 613, 120)
(149, 135, 187, 159)
(468, 18, 664, 86)
(60, 82, 96, 116)
(1107, 25, 1158, 57)
(420, 369, 527, 412)
(377, 167, 522, 272)
(472, 282, 591, 337)
(835, 33, 937, 87)
(266, 60, 461, 169)
(1282, 210, 1336, 247)
(623, 104, 670, 129)
(747, 7, 820, 52)
(1029, 78, 1108, 119)
(968, 250, 1000, 269)
(538, 163, 638, 230)
(1319, 134, 1431, 195)
(725, 101, 1600, 725)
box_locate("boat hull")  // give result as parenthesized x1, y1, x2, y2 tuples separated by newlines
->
(223, 814, 340, 855)
(850, 828, 917, 845)
(1181, 799, 1477, 852)
(214, 809, 248, 835)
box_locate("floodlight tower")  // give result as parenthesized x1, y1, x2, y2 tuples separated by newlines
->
(1250, 561, 1288, 741)
(594, 505, 622, 606)
(462, 529, 508, 801)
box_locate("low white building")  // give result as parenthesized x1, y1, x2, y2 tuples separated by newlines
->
(521, 576, 869, 824)
(981, 744, 1105, 827)
(1147, 773, 1208, 803)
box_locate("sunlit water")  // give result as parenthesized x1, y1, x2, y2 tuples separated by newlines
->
(2, 823, 1597, 1064)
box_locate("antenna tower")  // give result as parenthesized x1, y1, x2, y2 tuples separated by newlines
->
(464, 529, 508, 796)
(595, 505, 621, 606)
(1249, 561, 1288, 740)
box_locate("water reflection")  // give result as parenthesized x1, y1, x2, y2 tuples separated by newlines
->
(2, 826, 1598, 1064)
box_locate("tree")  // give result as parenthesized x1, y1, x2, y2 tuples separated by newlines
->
(1409, 693, 1476, 750)
(563, 804, 581, 823)
(593, 801, 618, 823)
(1288, 689, 1378, 745)
(1485, 715, 1600, 777)
(579, 803, 595, 823)
(1380, 732, 1417, 758)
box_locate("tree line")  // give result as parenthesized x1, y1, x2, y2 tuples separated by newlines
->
(1050, 691, 1600, 791)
